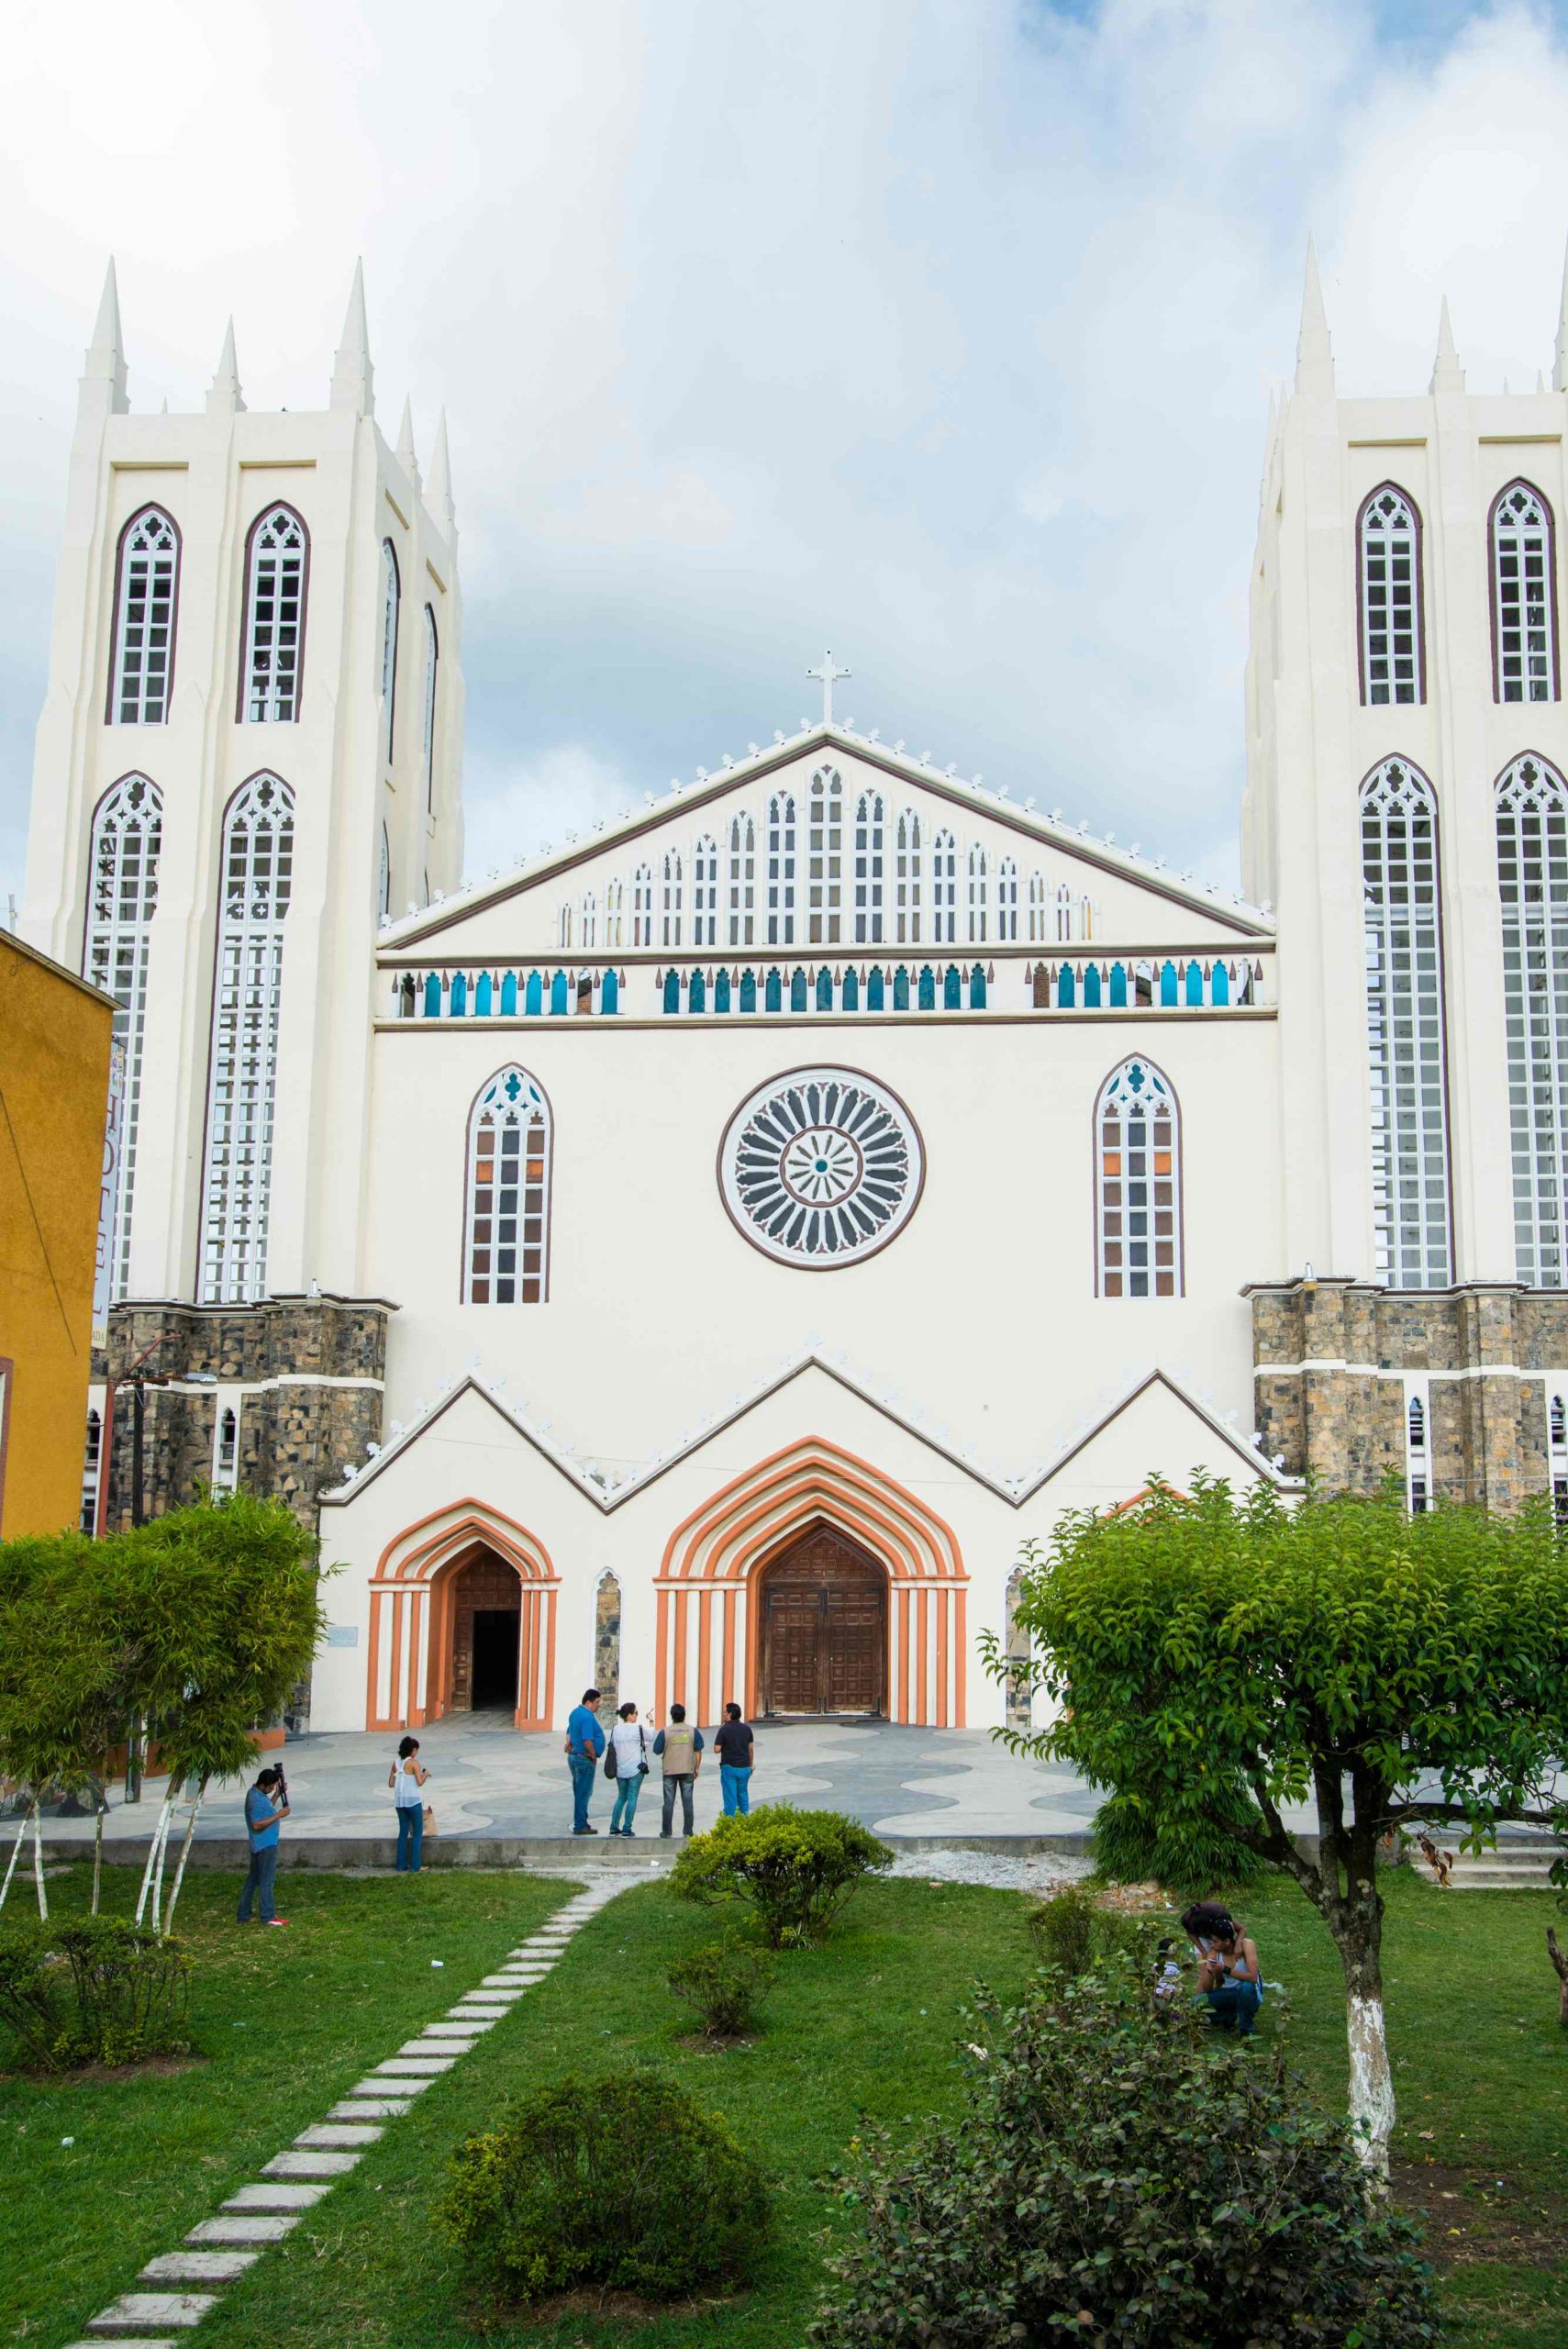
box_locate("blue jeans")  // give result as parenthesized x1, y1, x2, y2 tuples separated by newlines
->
(720, 1764, 751, 1817)
(610, 1772, 644, 1833)
(1202, 1979, 1262, 2035)
(395, 1803, 424, 1871)
(569, 1753, 598, 1831)
(238, 1844, 279, 1921)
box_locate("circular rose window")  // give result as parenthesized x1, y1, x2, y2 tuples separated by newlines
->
(719, 1068, 924, 1266)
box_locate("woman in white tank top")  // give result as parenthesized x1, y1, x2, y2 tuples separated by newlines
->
(388, 1735, 429, 1873)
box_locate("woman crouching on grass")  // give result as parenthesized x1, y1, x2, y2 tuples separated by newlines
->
(1180, 1901, 1263, 2036)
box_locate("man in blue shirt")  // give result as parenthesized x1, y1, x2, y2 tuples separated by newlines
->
(238, 1765, 289, 1926)
(563, 1687, 606, 1835)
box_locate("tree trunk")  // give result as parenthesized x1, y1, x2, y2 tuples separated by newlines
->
(1549, 1928, 1568, 2028)
(31, 1801, 48, 1920)
(92, 1806, 105, 1918)
(162, 1775, 207, 1938)
(134, 1792, 177, 1927)
(0, 1805, 33, 1911)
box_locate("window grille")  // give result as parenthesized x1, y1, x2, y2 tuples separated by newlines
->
(1406, 1387, 1429, 1514)
(80, 1408, 102, 1535)
(662, 849, 683, 949)
(1492, 482, 1557, 703)
(199, 774, 295, 1305)
(1095, 1057, 1182, 1297)
(1496, 757, 1568, 1285)
(996, 858, 1018, 941)
(728, 813, 755, 946)
(1080, 894, 1095, 942)
(580, 892, 597, 951)
(558, 902, 572, 951)
(853, 792, 884, 943)
(632, 864, 653, 949)
(1027, 871, 1045, 942)
(605, 878, 624, 950)
(111, 508, 178, 724)
(1055, 881, 1073, 942)
(767, 794, 797, 945)
(242, 507, 306, 722)
(379, 541, 400, 760)
(1362, 759, 1451, 1287)
(693, 835, 719, 946)
(422, 607, 439, 807)
(1551, 1389, 1568, 1527)
(463, 1064, 550, 1303)
(930, 829, 957, 943)
(967, 843, 988, 944)
(214, 1406, 239, 1493)
(1358, 486, 1420, 706)
(806, 767, 843, 944)
(895, 809, 922, 943)
(83, 774, 162, 1300)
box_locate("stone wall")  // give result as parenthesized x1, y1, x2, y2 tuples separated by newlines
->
(1249, 1277, 1568, 1507)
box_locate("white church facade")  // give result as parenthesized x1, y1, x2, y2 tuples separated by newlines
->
(21, 253, 1568, 1733)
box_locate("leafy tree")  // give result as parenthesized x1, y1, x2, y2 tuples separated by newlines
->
(0, 1535, 125, 1918)
(984, 1475, 1568, 2176)
(671, 1805, 893, 1946)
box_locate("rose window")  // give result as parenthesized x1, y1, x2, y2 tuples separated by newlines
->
(719, 1068, 923, 1265)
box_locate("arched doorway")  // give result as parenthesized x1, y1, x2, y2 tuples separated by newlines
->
(448, 1550, 522, 1714)
(757, 1520, 887, 1718)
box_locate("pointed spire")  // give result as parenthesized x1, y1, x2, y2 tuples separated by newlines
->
(329, 257, 374, 415)
(1295, 237, 1334, 397)
(206, 316, 246, 416)
(1537, 369, 1548, 395)
(395, 395, 418, 484)
(80, 256, 128, 417)
(425, 407, 455, 538)
(1554, 233, 1568, 393)
(1429, 296, 1464, 395)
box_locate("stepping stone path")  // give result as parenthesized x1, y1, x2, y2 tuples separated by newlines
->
(65, 1876, 625, 2344)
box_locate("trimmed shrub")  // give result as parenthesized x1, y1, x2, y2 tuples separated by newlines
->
(811, 1966, 1439, 2349)
(668, 1934, 775, 2040)
(439, 2069, 768, 2306)
(1027, 1882, 1153, 1978)
(671, 1805, 892, 1947)
(0, 1919, 191, 2071)
(1093, 1785, 1264, 1893)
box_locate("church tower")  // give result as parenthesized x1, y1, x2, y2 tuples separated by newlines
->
(20, 262, 464, 1543)
(1245, 245, 1568, 1507)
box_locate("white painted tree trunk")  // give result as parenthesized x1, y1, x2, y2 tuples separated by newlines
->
(162, 1777, 207, 1937)
(0, 1808, 30, 1911)
(1347, 1987, 1396, 2183)
(92, 1804, 105, 1917)
(134, 1794, 177, 1927)
(31, 1802, 48, 1920)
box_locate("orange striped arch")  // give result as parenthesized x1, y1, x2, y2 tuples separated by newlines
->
(367, 1498, 559, 1732)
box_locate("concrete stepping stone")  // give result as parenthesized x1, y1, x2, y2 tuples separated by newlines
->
(425, 2017, 495, 2035)
(375, 2054, 457, 2075)
(348, 2073, 436, 2095)
(223, 2181, 333, 2212)
(328, 2098, 409, 2121)
(87, 2295, 218, 2332)
(66, 2341, 178, 2347)
(139, 2252, 258, 2285)
(295, 2121, 384, 2149)
(395, 2037, 473, 2056)
(479, 1974, 534, 1989)
(261, 2149, 361, 2179)
(186, 2216, 301, 2246)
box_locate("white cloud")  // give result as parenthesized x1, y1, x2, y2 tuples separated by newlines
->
(4, 1, 1568, 916)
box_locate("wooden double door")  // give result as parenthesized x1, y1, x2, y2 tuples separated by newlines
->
(759, 1523, 886, 1717)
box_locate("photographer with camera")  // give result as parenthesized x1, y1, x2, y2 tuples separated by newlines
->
(237, 1763, 290, 1928)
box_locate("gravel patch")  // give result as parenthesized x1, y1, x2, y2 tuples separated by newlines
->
(885, 1847, 1094, 1892)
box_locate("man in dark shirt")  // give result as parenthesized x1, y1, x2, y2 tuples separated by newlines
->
(714, 1702, 754, 1817)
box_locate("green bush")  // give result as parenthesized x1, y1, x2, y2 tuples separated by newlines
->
(1093, 1785, 1265, 1894)
(0, 1919, 191, 2071)
(439, 2070, 768, 2306)
(668, 1934, 775, 2040)
(1026, 1880, 1152, 1978)
(811, 1966, 1439, 2349)
(670, 1804, 893, 1947)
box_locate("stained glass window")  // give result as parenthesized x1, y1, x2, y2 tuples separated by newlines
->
(111, 508, 178, 724)
(464, 1064, 550, 1304)
(1095, 1057, 1181, 1297)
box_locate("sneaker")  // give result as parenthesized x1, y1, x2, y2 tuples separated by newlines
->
(573, 1826, 598, 1836)
(266, 1918, 290, 1928)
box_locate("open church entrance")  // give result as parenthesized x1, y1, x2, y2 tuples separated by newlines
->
(449, 1552, 521, 1715)
(758, 1521, 886, 1718)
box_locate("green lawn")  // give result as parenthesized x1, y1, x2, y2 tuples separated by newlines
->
(4, 1861, 1566, 2347)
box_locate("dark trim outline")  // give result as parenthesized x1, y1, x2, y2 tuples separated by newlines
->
(459, 1062, 555, 1308)
(1091, 1052, 1185, 1300)
(714, 1062, 929, 1273)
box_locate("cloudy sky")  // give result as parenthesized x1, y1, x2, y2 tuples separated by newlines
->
(5, 0, 1568, 914)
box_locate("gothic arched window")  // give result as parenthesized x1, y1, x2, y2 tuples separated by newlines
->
(200, 774, 295, 1305)
(967, 842, 988, 943)
(109, 507, 179, 725)
(996, 857, 1018, 942)
(379, 540, 400, 760)
(580, 890, 597, 951)
(930, 828, 957, 943)
(632, 864, 654, 949)
(1357, 484, 1421, 707)
(853, 791, 884, 944)
(83, 774, 161, 1301)
(463, 1064, 551, 1304)
(895, 809, 922, 943)
(1496, 753, 1568, 1284)
(662, 848, 683, 949)
(240, 505, 306, 722)
(692, 834, 719, 946)
(1491, 481, 1557, 703)
(1362, 757, 1451, 1287)
(422, 606, 439, 808)
(605, 877, 624, 951)
(806, 766, 843, 943)
(378, 822, 391, 919)
(728, 812, 755, 947)
(1026, 870, 1046, 943)
(767, 793, 797, 946)
(1095, 1057, 1182, 1297)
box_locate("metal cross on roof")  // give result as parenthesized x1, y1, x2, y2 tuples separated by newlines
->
(806, 650, 851, 725)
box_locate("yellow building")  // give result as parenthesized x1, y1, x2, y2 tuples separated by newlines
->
(0, 930, 114, 1536)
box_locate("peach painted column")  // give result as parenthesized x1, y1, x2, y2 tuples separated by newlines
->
(368, 1589, 386, 1727)
(673, 1590, 689, 1709)
(696, 1587, 713, 1726)
(542, 1586, 558, 1727)
(720, 1587, 737, 1720)
(897, 1587, 910, 1722)
(916, 1587, 929, 1725)
(655, 1589, 670, 1718)
(935, 1586, 950, 1728)
(953, 1587, 967, 1727)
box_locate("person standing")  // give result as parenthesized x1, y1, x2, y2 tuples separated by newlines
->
(652, 1702, 705, 1838)
(237, 1764, 289, 1926)
(564, 1687, 605, 1835)
(607, 1701, 651, 1836)
(388, 1735, 429, 1872)
(715, 1702, 754, 1817)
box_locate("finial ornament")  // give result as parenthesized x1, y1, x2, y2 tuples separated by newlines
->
(81, 256, 128, 417)
(1429, 295, 1464, 395)
(330, 256, 374, 416)
(807, 650, 851, 724)
(1295, 236, 1334, 397)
